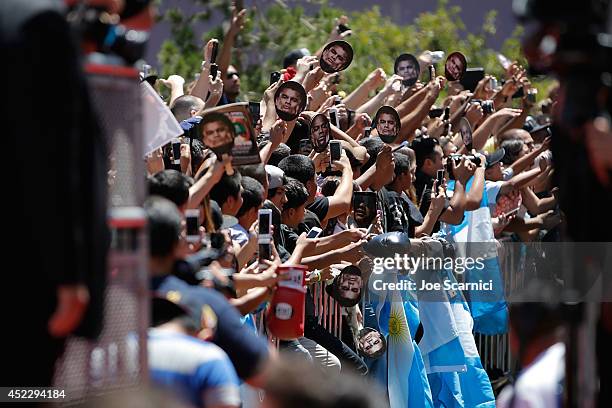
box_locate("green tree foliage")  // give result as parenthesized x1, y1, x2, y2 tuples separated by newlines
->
(157, 0, 549, 101)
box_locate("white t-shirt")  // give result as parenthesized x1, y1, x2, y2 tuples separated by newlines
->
(497, 342, 565, 408)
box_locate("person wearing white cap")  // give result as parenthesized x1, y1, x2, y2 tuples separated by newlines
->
(266, 165, 288, 212)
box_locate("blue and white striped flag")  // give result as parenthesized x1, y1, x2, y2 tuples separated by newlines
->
(441, 177, 508, 335)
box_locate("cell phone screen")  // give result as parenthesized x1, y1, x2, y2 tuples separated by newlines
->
(329, 109, 339, 128)
(186, 213, 199, 237)
(306, 227, 322, 238)
(210, 41, 219, 64)
(436, 169, 444, 188)
(185, 210, 200, 242)
(429, 108, 444, 118)
(258, 210, 272, 235)
(330, 141, 341, 162)
(429, 65, 435, 82)
(259, 242, 272, 261)
(443, 107, 450, 121)
(363, 127, 371, 138)
(270, 71, 281, 86)
(171, 140, 181, 165)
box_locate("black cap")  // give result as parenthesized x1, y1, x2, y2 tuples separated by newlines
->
(484, 148, 505, 169)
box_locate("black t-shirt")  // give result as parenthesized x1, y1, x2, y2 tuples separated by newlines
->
(279, 224, 300, 254)
(151, 275, 269, 380)
(380, 187, 423, 237)
(307, 196, 330, 224)
(415, 169, 434, 216)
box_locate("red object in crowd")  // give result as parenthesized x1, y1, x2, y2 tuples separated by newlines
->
(266, 265, 307, 340)
(282, 67, 297, 81)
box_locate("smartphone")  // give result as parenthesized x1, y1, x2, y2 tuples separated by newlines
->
(428, 108, 444, 118)
(185, 209, 200, 243)
(209, 40, 219, 79)
(248, 101, 260, 127)
(429, 65, 435, 82)
(258, 239, 272, 262)
(347, 109, 355, 127)
(459, 68, 485, 92)
(210, 40, 219, 64)
(443, 107, 451, 121)
(334, 95, 342, 105)
(329, 107, 339, 128)
(436, 169, 445, 188)
(258, 209, 272, 237)
(270, 71, 281, 86)
(363, 126, 371, 138)
(330, 140, 342, 162)
(306, 227, 323, 238)
(171, 138, 181, 165)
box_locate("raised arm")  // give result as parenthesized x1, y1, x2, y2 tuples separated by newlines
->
(218, 7, 246, 76)
(323, 152, 354, 221)
(343, 68, 387, 110)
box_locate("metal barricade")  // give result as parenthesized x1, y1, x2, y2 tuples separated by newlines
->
(474, 238, 524, 377)
(53, 63, 148, 403)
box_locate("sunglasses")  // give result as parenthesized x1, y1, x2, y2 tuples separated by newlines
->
(226, 72, 240, 79)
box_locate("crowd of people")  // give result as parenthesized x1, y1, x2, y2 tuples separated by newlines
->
(139, 7, 570, 408)
(7, 0, 596, 406)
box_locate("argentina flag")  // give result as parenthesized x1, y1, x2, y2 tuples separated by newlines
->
(370, 272, 433, 408)
(441, 177, 508, 335)
(413, 240, 466, 407)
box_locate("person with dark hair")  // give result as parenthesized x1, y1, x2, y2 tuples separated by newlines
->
(268, 143, 292, 167)
(411, 136, 474, 231)
(230, 177, 264, 247)
(190, 138, 207, 175)
(146, 197, 271, 384)
(266, 165, 288, 211)
(148, 169, 193, 212)
(279, 178, 309, 253)
(148, 293, 240, 408)
(170, 95, 205, 122)
(380, 153, 437, 237)
(500, 139, 526, 166)
(237, 164, 268, 192)
(278, 153, 353, 227)
(359, 137, 385, 173)
(210, 172, 243, 216)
